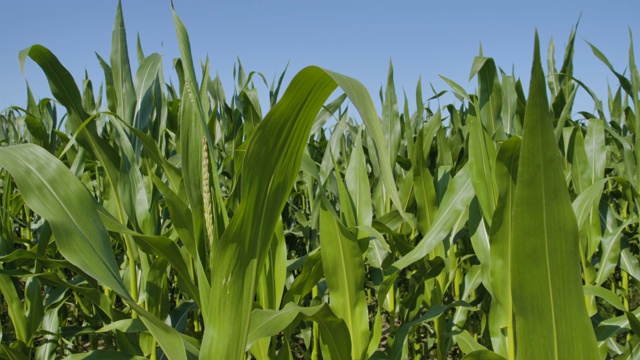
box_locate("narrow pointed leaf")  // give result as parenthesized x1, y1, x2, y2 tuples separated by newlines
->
(345, 128, 373, 240)
(413, 126, 438, 234)
(111, 0, 136, 126)
(468, 113, 498, 223)
(489, 136, 520, 330)
(320, 205, 369, 359)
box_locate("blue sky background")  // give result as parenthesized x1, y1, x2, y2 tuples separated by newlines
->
(1, 1, 639, 117)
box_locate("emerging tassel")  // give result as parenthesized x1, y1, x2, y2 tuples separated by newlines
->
(202, 136, 215, 255)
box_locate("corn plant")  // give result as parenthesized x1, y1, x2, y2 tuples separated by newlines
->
(1, 2, 640, 359)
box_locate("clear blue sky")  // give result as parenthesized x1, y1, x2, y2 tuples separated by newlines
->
(1, 1, 639, 116)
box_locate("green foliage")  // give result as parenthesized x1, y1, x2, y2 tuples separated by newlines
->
(1, 2, 640, 359)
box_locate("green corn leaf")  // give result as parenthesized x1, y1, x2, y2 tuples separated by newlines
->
(251, 222, 287, 360)
(325, 69, 405, 218)
(510, 33, 599, 359)
(489, 136, 520, 330)
(468, 113, 498, 223)
(413, 125, 438, 235)
(345, 128, 373, 241)
(456, 330, 490, 354)
(0, 144, 127, 296)
(627, 311, 640, 338)
(173, 9, 206, 248)
(172, 6, 229, 266)
(501, 74, 518, 135)
(439, 75, 471, 102)
(18, 45, 121, 194)
(137, 284, 169, 358)
(570, 127, 591, 194)
(620, 247, 640, 283)
(585, 119, 606, 184)
(96, 52, 118, 114)
(97, 319, 147, 334)
(282, 249, 323, 305)
(0, 274, 28, 343)
(552, 86, 578, 142)
(594, 217, 635, 286)
(36, 293, 67, 360)
(247, 303, 351, 360)
(572, 178, 609, 229)
(320, 204, 369, 359)
(461, 350, 506, 360)
(201, 66, 332, 358)
(471, 57, 503, 137)
(586, 40, 633, 96)
(390, 301, 471, 360)
(199, 61, 407, 357)
(132, 53, 162, 135)
(382, 61, 402, 171)
(255, 217, 287, 312)
(334, 150, 358, 229)
(583, 286, 625, 311)
(111, 0, 136, 127)
(390, 164, 474, 272)
(97, 206, 199, 301)
(0, 144, 191, 360)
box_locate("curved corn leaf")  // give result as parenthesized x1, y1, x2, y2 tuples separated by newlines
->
(282, 249, 323, 305)
(97, 206, 199, 301)
(0, 144, 190, 360)
(461, 350, 506, 360)
(594, 216, 636, 286)
(248, 303, 351, 360)
(390, 164, 474, 272)
(18, 45, 121, 193)
(583, 286, 625, 311)
(198, 61, 407, 358)
(0, 144, 127, 296)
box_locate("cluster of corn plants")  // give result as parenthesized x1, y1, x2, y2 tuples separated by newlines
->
(2, 2, 640, 359)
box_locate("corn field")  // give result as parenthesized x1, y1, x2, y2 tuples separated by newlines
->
(1, 3, 640, 360)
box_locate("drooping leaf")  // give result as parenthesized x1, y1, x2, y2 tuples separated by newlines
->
(0, 144, 191, 360)
(247, 303, 351, 360)
(391, 165, 474, 272)
(201, 63, 408, 358)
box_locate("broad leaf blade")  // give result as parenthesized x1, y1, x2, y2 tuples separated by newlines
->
(0, 144, 190, 360)
(201, 63, 410, 358)
(0, 144, 127, 296)
(510, 33, 599, 359)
